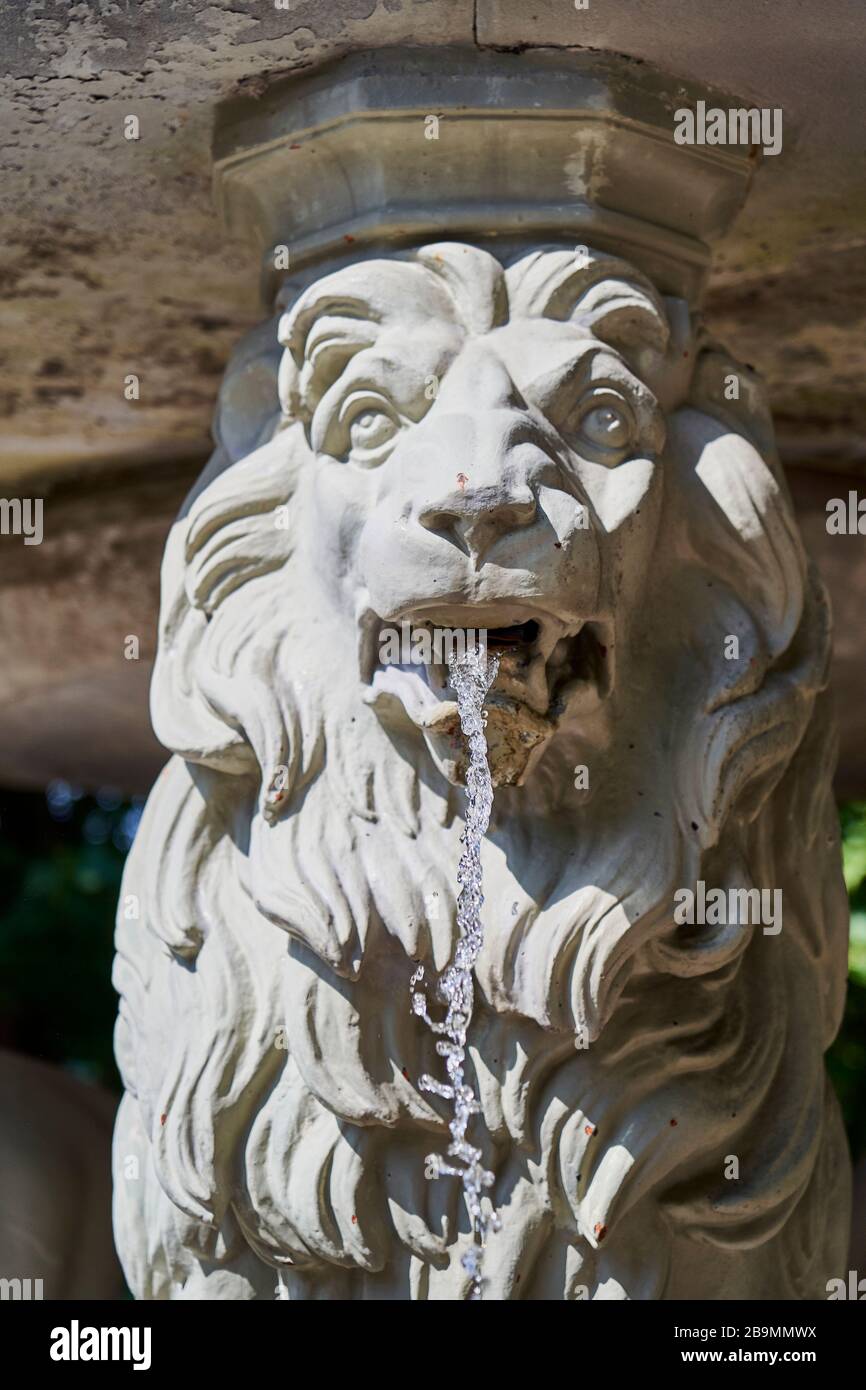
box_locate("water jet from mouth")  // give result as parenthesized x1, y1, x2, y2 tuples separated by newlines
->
(410, 641, 501, 1299)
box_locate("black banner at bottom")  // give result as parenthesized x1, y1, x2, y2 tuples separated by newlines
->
(1, 1297, 861, 1376)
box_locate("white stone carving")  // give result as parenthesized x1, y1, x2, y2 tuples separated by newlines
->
(113, 243, 850, 1299)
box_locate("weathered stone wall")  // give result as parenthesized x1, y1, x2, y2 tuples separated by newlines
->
(1, 2, 864, 793)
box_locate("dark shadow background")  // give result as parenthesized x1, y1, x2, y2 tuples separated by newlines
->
(0, 783, 141, 1090)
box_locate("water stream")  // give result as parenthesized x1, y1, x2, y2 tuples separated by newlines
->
(410, 642, 501, 1299)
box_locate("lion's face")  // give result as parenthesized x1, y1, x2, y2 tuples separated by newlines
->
(151, 239, 825, 1019)
(279, 244, 671, 783)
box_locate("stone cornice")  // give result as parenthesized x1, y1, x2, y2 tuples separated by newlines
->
(213, 47, 755, 306)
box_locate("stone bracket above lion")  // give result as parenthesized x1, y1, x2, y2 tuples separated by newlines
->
(213, 47, 755, 308)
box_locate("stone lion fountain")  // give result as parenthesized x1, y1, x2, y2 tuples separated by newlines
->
(111, 50, 851, 1300)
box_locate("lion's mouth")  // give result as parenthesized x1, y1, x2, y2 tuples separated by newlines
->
(359, 603, 612, 785)
(484, 618, 540, 652)
(360, 604, 612, 721)
(484, 617, 610, 716)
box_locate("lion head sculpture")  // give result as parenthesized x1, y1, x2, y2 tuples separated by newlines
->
(113, 243, 850, 1300)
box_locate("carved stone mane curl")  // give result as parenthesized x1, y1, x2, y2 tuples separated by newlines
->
(113, 243, 850, 1300)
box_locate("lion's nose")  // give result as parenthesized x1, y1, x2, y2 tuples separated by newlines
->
(411, 348, 546, 561)
(418, 479, 537, 562)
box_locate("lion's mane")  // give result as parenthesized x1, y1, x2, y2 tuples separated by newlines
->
(112, 244, 850, 1300)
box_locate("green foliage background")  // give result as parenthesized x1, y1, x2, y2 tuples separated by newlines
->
(1, 783, 865, 1163)
(827, 801, 866, 1160)
(0, 784, 131, 1087)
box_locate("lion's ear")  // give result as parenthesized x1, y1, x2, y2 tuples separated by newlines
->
(688, 341, 778, 474)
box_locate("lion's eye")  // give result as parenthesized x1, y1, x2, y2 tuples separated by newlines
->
(348, 408, 397, 453)
(580, 404, 631, 451)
